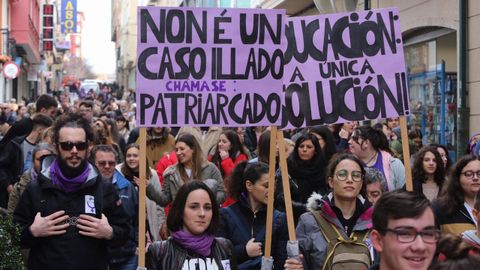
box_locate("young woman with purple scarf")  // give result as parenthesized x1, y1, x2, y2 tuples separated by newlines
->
(146, 181, 236, 270)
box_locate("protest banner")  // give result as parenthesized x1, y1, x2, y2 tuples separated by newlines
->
(282, 8, 410, 128)
(136, 7, 286, 127)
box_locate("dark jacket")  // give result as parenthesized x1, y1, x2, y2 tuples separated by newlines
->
(0, 135, 26, 208)
(0, 117, 32, 149)
(217, 198, 288, 270)
(244, 127, 258, 156)
(108, 170, 138, 265)
(13, 159, 130, 270)
(275, 156, 327, 225)
(146, 237, 236, 270)
(432, 201, 476, 235)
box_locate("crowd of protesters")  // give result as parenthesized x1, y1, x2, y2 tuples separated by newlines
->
(1, 90, 480, 270)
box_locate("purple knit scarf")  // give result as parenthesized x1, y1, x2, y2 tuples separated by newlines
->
(171, 230, 215, 257)
(50, 159, 90, 193)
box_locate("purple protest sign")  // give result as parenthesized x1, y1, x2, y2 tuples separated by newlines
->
(282, 8, 409, 128)
(136, 7, 286, 127)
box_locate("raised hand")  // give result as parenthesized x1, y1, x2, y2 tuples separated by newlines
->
(30, 211, 70, 237)
(76, 214, 113, 240)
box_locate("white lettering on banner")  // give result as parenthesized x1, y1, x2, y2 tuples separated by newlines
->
(181, 258, 220, 270)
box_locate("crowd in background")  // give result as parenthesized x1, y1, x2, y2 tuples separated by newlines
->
(1, 88, 480, 270)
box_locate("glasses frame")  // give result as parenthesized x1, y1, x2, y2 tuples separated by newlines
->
(461, 170, 480, 179)
(381, 228, 441, 244)
(334, 169, 363, 182)
(97, 160, 116, 167)
(59, 141, 88, 151)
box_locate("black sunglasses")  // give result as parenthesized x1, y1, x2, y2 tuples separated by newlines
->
(59, 141, 88, 151)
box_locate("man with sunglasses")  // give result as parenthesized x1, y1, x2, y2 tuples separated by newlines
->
(91, 144, 139, 270)
(13, 113, 129, 270)
(369, 190, 439, 270)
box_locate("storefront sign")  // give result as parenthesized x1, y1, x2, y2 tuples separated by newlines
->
(43, 4, 54, 51)
(61, 0, 77, 34)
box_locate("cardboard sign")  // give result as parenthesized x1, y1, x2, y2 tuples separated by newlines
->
(282, 8, 409, 128)
(136, 7, 286, 127)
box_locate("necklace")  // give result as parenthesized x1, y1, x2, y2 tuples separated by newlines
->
(365, 151, 378, 166)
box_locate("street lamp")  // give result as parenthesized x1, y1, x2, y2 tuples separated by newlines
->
(313, 0, 359, 13)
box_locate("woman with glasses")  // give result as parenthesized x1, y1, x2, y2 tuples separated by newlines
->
(296, 153, 373, 270)
(433, 154, 480, 235)
(411, 146, 446, 201)
(116, 143, 165, 242)
(348, 125, 405, 191)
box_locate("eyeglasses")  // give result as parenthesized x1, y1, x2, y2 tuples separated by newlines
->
(97, 161, 116, 167)
(461, 170, 480, 179)
(382, 228, 441, 244)
(59, 141, 88, 151)
(335, 169, 363, 182)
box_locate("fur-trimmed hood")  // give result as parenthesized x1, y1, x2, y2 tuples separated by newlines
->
(306, 192, 373, 231)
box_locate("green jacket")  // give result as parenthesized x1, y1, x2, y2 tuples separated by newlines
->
(7, 170, 33, 215)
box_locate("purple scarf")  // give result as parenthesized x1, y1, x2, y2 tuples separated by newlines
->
(171, 230, 215, 257)
(50, 159, 90, 193)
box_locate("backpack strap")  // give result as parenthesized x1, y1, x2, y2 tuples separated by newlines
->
(311, 210, 343, 243)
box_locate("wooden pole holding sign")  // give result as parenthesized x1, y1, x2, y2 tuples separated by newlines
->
(264, 127, 297, 262)
(399, 116, 413, 191)
(276, 130, 296, 241)
(138, 128, 147, 267)
(264, 126, 277, 258)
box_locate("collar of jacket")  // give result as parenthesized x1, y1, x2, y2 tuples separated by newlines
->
(307, 192, 373, 230)
(113, 169, 130, 189)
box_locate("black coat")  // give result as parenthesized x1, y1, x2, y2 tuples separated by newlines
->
(0, 135, 26, 208)
(13, 161, 130, 270)
(147, 238, 236, 270)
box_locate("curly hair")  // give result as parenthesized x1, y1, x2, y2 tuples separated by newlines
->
(52, 113, 95, 144)
(412, 146, 445, 187)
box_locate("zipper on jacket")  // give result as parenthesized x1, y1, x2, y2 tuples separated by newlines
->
(251, 211, 256, 238)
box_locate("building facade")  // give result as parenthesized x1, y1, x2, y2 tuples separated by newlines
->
(260, 0, 478, 158)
